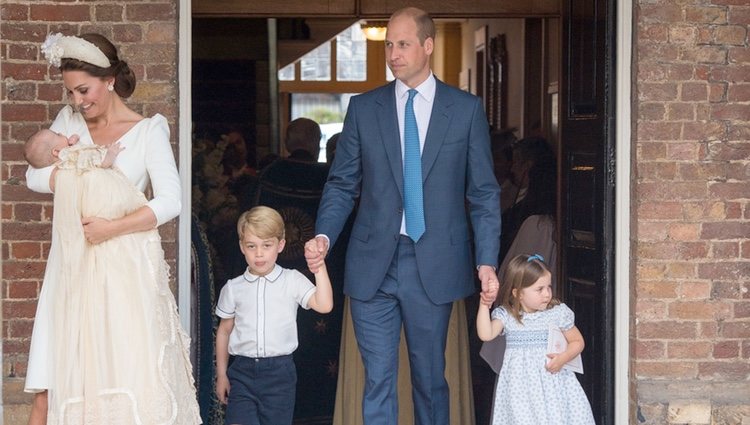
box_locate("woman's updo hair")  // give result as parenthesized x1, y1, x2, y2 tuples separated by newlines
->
(59, 33, 136, 98)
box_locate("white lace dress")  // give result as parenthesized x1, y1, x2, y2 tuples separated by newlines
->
(490, 304, 595, 425)
(24, 109, 200, 425)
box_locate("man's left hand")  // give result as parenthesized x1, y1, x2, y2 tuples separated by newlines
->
(478, 265, 498, 304)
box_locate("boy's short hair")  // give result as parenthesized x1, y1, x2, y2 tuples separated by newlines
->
(237, 206, 285, 240)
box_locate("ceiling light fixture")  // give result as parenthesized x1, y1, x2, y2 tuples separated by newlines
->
(360, 21, 388, 41)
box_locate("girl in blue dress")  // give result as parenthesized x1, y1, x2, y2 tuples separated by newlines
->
(476, 254, 595, 425)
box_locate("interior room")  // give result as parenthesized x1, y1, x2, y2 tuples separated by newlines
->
(191, 15, 571, 425)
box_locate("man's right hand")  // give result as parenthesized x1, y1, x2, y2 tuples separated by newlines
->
(305, 236, 329, 273)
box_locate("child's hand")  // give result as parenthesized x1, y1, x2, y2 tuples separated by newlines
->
(479, 291, 495, 307)
(545, 353, 565, 373)
(479, 278, 499, 307)
(304, 236, 328, 273)
(216, 374, 230, 404)
(101, 142, 124, 168)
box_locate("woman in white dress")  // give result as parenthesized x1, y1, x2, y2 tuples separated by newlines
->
(25, 33, 201, 425)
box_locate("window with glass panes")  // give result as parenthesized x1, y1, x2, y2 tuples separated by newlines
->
(279, 22, 371, 82)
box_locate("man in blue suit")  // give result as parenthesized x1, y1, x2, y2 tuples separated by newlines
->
(306, 7, 500, 424)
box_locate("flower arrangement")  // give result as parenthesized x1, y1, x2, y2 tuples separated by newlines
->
(191, 132, 241, 230)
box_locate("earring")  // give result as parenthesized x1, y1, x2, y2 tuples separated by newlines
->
(107, 84, 114, 92)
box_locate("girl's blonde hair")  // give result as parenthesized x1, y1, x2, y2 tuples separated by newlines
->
(499, 254, 559, 323)
(237, 206, 285, 241)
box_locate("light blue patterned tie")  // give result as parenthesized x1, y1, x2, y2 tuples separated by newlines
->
(403, 89, 425, 242)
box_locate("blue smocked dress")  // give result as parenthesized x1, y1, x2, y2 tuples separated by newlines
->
(490, 303, 595, 425)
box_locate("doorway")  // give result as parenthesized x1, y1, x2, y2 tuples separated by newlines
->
(184, 2, 618, 424)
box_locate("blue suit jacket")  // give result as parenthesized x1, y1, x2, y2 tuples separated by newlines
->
(316, 79, 501, 305)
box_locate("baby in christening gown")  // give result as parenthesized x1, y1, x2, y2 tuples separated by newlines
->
(25, 129, 200, 424)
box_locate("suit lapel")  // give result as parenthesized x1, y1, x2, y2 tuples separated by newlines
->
(376, 82, 404, 198)
(422, 80, 453, 182)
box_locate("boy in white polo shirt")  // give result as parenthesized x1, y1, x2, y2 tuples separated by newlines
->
(215, 206, 333, 425)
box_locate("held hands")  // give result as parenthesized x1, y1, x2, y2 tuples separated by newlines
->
(479, 280, 499, 307)
(215, 374, 230, 404)
(478, 265, 499, 306)
(304, 236, 329, 273)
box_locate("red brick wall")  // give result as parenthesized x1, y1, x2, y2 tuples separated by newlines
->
(634, 0, 750, 423)
(1, 2, 179, 422)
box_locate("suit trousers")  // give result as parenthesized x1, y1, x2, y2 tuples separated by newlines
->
(350, 236, 453, 425)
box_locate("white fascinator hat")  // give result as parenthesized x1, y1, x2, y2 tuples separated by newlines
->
(41, 33, 111, 68)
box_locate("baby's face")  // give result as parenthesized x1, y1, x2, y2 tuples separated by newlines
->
(48, 131, 70, 158)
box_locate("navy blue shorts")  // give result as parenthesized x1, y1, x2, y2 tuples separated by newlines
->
(224, 354, 296, 425)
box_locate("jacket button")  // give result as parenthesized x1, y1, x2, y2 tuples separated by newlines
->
(397, 208, 403, 214)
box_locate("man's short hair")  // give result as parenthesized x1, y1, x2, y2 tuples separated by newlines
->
(390, 7, 435, 45)
(285, 118, 321, 158)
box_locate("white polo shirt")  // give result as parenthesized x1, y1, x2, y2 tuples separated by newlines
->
(216, 265, 316, 358)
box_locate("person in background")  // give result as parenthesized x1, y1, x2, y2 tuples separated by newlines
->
(221, 130, 256, 197)
(326, 132, 341, 165)
(285, 117, 322, 161)
(490, 128, 519, 213)
(257, 153, 280, 172)
(255, 118, 329, 203)
(500, 136, 556, 263)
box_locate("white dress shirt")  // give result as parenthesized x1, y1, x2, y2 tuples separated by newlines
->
(216, 265, 316, 358)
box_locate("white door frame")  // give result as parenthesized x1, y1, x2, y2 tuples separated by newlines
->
(177, 0, 193, 334)
(614, 0, 633, 423)
(175, 1, 633, 422)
